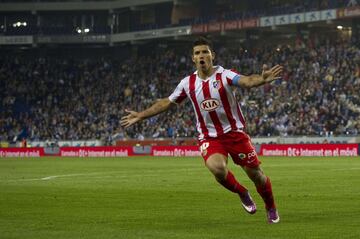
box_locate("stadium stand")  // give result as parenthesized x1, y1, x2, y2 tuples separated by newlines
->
(1, 37, 359, 143)
(0, 0, 350, 35)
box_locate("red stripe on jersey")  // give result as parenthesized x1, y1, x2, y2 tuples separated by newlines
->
(236, 103, 246, 128)
(218, 74, 237, 131)
(226, 77, 232, 85)
(189, 74, 209, 138)
(202, 80, 224, 136)
(230, 69, 240, 74)
(176, 89, 187, 104)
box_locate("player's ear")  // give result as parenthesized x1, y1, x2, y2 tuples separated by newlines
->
(212, 51, 216, 61)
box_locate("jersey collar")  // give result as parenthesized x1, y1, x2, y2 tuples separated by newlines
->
(193, 66, 224, 79)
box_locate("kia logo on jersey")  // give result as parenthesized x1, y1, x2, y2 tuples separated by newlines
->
(200, 99, 220, 111)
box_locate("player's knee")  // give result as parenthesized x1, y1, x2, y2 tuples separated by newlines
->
(245, 167, 266, 186)
(207, 163, 227, 178)
(252, 172, 266, 186)
(206, 157, 227, 180)
(213, 168, 227, 181)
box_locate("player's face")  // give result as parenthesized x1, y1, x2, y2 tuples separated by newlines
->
(192, 45, 215, 72)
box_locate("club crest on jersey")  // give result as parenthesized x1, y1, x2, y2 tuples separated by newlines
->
(212, 80, 221, 89)
(200, 98, 220, 112)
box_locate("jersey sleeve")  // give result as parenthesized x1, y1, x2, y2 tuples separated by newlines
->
(168, 79, 187, 104)
(223, 69, 241, 86)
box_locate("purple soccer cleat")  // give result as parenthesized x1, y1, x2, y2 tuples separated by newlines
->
(239, 191, 257, 214)
(267, 208, 280, 224)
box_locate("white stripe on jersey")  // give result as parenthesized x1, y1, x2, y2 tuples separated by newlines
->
(169, 65, 245, 139)
(220, 79, 246, 131)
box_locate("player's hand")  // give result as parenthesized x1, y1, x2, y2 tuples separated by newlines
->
(262, 64, 283, 83)
(120, 109, 142, 128)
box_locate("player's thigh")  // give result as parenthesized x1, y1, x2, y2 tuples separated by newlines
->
(206, 153, 229, 178)
(199, 140, 228, 175)
(199, 139, 227, 163)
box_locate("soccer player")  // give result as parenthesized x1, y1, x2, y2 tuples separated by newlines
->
(121, 37, 283, 223)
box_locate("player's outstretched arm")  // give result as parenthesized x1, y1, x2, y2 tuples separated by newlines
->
(237, 64, 283, 89)
(120, 98, 173, 128)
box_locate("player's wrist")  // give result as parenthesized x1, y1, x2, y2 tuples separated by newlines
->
(138, 112, 146, 120)
(262, 74, 273, 83)
(260, 74, 267, 83)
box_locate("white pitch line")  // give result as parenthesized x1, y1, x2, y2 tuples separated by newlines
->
(330, 167, 360, 171)
(41, 173, 89, 180)
(2, 171, 119, 182)
(1, 168, 204, 182)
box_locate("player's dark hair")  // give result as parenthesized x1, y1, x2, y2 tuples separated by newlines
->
(192, 36, 213, 52)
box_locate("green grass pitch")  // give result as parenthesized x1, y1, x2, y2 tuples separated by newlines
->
(1, 156, 360, 239)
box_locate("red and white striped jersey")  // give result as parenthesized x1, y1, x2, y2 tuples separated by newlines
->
(168, 66, 246, 140)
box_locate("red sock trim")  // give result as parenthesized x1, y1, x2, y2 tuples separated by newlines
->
(218, 171, 247, 194)
(256, 177, 276, 209)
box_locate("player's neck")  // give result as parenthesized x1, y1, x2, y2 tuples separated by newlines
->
(197, 67, 215, 80)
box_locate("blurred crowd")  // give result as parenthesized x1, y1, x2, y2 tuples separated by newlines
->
(217, 39, 360, 137)
(0, 0, 351, 35)
(1, 38, 359, 143)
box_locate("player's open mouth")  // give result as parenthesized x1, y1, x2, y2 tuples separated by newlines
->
(200, 60, 205, 65)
